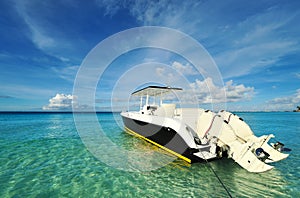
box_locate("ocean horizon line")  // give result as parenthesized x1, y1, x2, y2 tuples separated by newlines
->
(0, 110, 297, 113)
(0, 111, 122, 114)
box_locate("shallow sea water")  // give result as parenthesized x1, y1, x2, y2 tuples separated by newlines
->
(0, 112, 299, 197)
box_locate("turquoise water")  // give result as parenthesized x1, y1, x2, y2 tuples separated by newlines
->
(0, 112, 299, 197)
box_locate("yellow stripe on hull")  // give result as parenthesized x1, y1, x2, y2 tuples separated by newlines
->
(124, 126, 191, 163)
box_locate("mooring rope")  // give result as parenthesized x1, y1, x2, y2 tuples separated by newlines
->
(199, 151, 233, 198)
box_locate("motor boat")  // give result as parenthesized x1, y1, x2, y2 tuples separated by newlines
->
(120, 85, 289, 172)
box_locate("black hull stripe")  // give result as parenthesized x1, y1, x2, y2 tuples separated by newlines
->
(124, 126, 191, 163)
(122, 115, 205, 163)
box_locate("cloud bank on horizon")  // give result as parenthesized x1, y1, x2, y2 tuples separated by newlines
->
(43, 94, 75, 111)
(0, 0, 299, 111)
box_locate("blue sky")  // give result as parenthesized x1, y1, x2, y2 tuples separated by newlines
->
(0, 0, 299, 111)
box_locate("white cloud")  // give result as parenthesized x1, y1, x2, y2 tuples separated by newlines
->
(148, 63, 255, 104)
(14, 1, 78, 63)
(265, 89, 300, 111)
(96, 0, 203, 34)
(225, 80, 255, 102)
(155, 62, 196, 81)
(99, 1, 299, 79)
(172, 61, 197, 75)
(155, 67, 165, 77)
(216, 41, 297, 78)
(188, 78, 254, 103)
(214, 6, 299, 78)
(15, 1, 55, 50)
(51, 65, 79, 82)
(43, 93, 77, 110)
(268, 89, 300, 104)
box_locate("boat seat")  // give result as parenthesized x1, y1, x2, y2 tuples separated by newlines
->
(154, 104, 176, 117)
